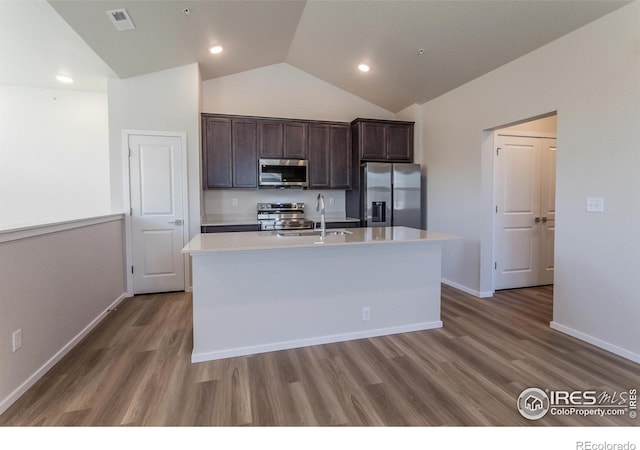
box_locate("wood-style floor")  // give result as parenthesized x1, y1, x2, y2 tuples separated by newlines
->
(1, 285, 638, 426)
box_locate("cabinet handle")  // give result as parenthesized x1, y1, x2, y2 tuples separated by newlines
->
(541, 217, 548, 223)
(168, 219, 183, 225)
(534, 217, 541, 223)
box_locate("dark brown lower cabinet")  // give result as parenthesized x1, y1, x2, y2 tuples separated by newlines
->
(325, 222, 360, 229)
(201, 224, 261, 233)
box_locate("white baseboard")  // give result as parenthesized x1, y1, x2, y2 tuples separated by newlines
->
(550, 321, 640, 364)
(0, 292, 128, 416)
(442, 278, 494, 298)
(192, 320, 443, 363)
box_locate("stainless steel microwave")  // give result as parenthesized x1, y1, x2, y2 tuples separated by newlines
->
(258, 158, 308, 188)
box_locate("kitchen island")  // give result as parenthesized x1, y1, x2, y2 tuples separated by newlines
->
(182, 226, 456, 363)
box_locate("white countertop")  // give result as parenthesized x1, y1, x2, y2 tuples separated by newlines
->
(182, 226, 457, 254)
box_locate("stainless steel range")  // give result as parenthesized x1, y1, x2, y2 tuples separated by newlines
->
(257, 203, 314, 231)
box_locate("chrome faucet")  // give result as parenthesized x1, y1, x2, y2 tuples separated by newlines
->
(316, 193, 326, 236)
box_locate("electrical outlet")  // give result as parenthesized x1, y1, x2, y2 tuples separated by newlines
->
(232, 198, 238, 207)
(586, 197, 604, 212)
(329, 197, 335, 206)
(12, 329, 22, 352)
(362, 307, 371, 321)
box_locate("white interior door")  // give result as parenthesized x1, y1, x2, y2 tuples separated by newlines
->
(129, 134, 186, 294)
(494, 134, 556, 290)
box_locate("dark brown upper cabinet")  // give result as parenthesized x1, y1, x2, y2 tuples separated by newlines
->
(308, 124, 330, 188)
(258, 120, 308, 159)
(201, 114, 257, 189)
(308, 123, 351, 189)
(329, 124, 351, 189)
(351, 118, 414, 162)
(231, 119, 258, 188)
(202, 113, 350, 190)
(202, 115, 232, 188)
(257, 120, 283, 158)
(283, 122, 308, 159)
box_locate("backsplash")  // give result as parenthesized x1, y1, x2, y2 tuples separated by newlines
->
(203, 189, 347, 220)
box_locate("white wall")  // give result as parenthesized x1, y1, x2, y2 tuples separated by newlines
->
(201, 62, 394, 217)
(202, 62, 393, 122)
(108, 63, 201, 242)
(0, 86, 110, 229)
(500, 114, 557, 135)
(420, 3, 640, 361)
(0, 218, 126, 414)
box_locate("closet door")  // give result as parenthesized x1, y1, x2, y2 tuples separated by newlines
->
(494, 134, 556, 290)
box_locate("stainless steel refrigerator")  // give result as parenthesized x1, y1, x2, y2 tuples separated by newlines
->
(361, 162, 422, 228)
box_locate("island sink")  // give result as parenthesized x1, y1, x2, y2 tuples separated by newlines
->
(276, 229, 353, 237)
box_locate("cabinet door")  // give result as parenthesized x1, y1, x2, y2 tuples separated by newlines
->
(386, 124, 413, 162)
(258, 120, 283, 158)
(283, 122, 308, 159)
(232, 119, 258, 188)
(360, 121, 386, 160)
(329, 125, 351, 189)
(308, 124, 330, 188)
(202, 116, 232, 188)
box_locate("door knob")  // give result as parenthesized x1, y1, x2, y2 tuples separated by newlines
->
(168, 219, 183, 225)
(534, 217, 541, 223)
(541, 217, 548, 223)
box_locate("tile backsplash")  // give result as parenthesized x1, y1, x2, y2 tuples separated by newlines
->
(203, 189, 347, 220)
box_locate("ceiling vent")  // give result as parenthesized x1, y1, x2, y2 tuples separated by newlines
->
(106, 8, 135, 31)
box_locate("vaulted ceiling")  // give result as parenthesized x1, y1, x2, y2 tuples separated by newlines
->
(2, 0, 630, 112)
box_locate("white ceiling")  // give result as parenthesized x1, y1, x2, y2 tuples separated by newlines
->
(0, 1, 116, 92)
(1, 0, 630, 111)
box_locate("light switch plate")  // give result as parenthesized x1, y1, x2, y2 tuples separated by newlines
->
(586, 197, 604, 213)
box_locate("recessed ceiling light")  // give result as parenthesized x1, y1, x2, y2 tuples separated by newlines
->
(209, 45, 223, 55)
(358, 63, 370, 73)
(56, 75, 74, 84)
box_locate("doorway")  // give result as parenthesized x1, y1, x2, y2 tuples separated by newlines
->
(493, 115, 557, 290)
(126, 131, 189, 294)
